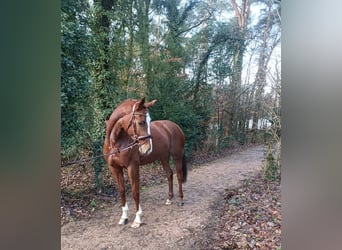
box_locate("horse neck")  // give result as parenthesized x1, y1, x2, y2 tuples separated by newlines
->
(106, 101, 136, 141)
(113, 126, 134, 149)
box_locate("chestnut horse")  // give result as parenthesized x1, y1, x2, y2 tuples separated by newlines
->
(103, 98, 187, 228)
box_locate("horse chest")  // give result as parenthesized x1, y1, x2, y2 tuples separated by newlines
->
(110, 150, 139, 168)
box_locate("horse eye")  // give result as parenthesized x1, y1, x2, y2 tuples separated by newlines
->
(138, 121, 145, 127)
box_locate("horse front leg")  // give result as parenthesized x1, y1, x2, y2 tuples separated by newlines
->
(109, 165, 128, 225)
(127, 164, 142, 228)
(161, 158, 174, 205)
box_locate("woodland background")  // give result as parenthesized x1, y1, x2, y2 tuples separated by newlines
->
(61, 0, 281, 188)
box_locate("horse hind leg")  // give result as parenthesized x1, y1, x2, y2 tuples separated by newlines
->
(174, 155, 187, 206)
(161, 158, 174, 205)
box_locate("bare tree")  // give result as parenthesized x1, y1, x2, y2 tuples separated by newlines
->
(263, 58, 281, 179)
(228, 0, 251, 137)
(251, 0, 281, 142)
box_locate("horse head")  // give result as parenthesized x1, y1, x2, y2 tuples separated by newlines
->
(109, 98, 157, 155)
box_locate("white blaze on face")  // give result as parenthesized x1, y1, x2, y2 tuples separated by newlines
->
(146, 112, 152, 154)
(139, 112, 152, 155)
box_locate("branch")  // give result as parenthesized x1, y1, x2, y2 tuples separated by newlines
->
(230, 0, 242, 27)
(177, 12, 212, 36)
(177, 0, 199, 26)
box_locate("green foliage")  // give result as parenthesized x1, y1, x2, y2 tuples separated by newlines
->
(147, 58, 203, 155)
(61, 0, 281, 188)
(92, 140, 105, 192)
(61, 0, 93, 158)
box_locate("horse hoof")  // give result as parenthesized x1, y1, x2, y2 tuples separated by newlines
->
(165, 199, 172, 205)
(118, 218, 128, 225)
(131, 221, 141, 228)
(178, 201, 184, 206)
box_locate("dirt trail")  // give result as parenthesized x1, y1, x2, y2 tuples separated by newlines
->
(61, 145, 263, 250)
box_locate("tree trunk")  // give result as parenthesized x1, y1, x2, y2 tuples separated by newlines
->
(92, 0, 115, 191)
(229, 0, 250, 138)
(137, 0, 151, 92)
(252, 0, 279, 143)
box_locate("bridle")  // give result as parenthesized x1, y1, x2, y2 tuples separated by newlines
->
(129, 111, 152, 142)
(123, 103, 153, 152)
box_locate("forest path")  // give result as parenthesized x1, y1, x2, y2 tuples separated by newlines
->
(61, 145, 263, 250)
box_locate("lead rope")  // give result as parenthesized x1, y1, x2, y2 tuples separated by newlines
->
(61, 140, 139, 168)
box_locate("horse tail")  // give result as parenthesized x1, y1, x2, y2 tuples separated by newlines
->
(182, 154, 187, 183)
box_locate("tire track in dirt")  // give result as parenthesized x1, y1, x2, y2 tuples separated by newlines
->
(61, 145, 263, 250)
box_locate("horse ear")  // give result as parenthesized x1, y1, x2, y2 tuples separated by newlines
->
(145, 99, 157, 108)
(136, 97, 146, 111)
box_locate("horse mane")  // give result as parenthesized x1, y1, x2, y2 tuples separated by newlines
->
(105, 99, 137, 147)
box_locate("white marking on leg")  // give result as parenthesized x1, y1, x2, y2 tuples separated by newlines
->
(118, 202, 128, 225)
(165, 199, 172, 205)
(131, 204, 142, 228)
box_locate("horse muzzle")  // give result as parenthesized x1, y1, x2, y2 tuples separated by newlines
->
(137, 135, 153, 155)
